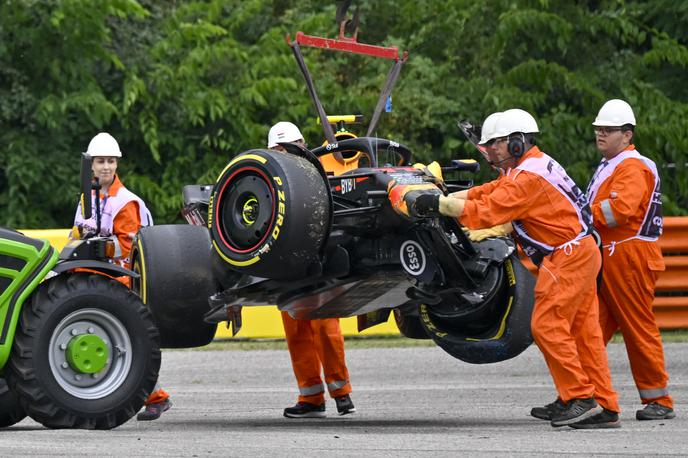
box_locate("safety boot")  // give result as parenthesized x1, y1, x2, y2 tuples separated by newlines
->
(569, 408, 621, 429)
(550, 398, 601, 427)
(335, 394, 356, 416)
(283, 402, 326, 418)
(636, 402, 675, 420)
(530, 399, 566, 420)
(137, 398, 172, 421)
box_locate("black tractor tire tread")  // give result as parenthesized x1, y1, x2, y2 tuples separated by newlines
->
(0, 378, 26, 428)
(7, 274, 160, 429)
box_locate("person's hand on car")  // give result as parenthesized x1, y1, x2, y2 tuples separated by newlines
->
(388, 180, 442, 218)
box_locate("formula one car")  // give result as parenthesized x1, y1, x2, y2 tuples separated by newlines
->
(130, 23, 536, 364)
(132, 134, 535, 364)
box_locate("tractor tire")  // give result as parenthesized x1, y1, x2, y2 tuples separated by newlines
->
(131, 225, 219, 348)
(420, 255, 535, 364)
(7, 274, 160, 429)
(209, 149, 330, 280)
(0, 378, 26, 427)
(393, 308, 429, 340)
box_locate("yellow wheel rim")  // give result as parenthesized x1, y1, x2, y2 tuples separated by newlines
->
(241, 197, 258, 225)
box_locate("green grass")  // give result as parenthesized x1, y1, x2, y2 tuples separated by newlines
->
(610, 329, 688, 343)
(180, 335, 436, 351)
(177, 330, 688, 351)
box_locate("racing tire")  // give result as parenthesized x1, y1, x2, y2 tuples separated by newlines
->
(0, 378, 26, 427)
(131, 225, 219, 348)
(393, 308, 430, 340)
(7, 274, 160, 429)
(420, 255, 535, 364)
(209, 149, 330, 280)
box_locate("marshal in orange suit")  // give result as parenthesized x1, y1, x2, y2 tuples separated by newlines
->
(587, 99, 674, 421)
(267, 122, 357, 418)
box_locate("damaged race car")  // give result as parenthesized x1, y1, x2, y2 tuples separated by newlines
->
(130, 27, 536, 365)
(133, 136, 535, 363)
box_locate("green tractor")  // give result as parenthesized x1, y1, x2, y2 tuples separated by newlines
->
(0, 155, 160, 429)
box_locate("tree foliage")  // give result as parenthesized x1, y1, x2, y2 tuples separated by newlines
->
(1, 0, 687, 227)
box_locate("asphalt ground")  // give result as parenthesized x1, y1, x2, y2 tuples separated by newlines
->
(1, 342, 685, 457)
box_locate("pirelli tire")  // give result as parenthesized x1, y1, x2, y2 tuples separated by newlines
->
(7, 274, 160, 429)
(420, 255, 535, 364)
(209, 149, 330, 280)
(0, 378, 26, 427)
(393, 308, 430, 340)
(131, 225, 219, 349)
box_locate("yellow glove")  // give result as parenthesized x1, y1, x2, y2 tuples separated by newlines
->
(412, 161, 444, 182)
(464, 223, 513, 242)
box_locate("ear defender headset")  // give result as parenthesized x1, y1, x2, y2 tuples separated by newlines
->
(508, 133, 526, 158)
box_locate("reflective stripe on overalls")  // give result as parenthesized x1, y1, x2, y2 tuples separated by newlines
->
(586, 149, 663, 256)
(299, 384, 324, 397)
(299, 380, 349, 397)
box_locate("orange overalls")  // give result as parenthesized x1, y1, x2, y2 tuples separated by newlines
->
(281, 151, 356, 405)
(587, 145, 672, 409)
(461, 146, 619, 412)
(281, 315, 352, 404)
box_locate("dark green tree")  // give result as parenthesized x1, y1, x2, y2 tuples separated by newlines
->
(1, 0, 686, 228)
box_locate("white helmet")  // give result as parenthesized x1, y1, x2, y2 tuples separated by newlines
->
(267, 122, 304, 148)
(487, 108, 539, 141)
(86, 132, 122, 157)
(478, 112, 502, 145)
(592, 99, 636, 127)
